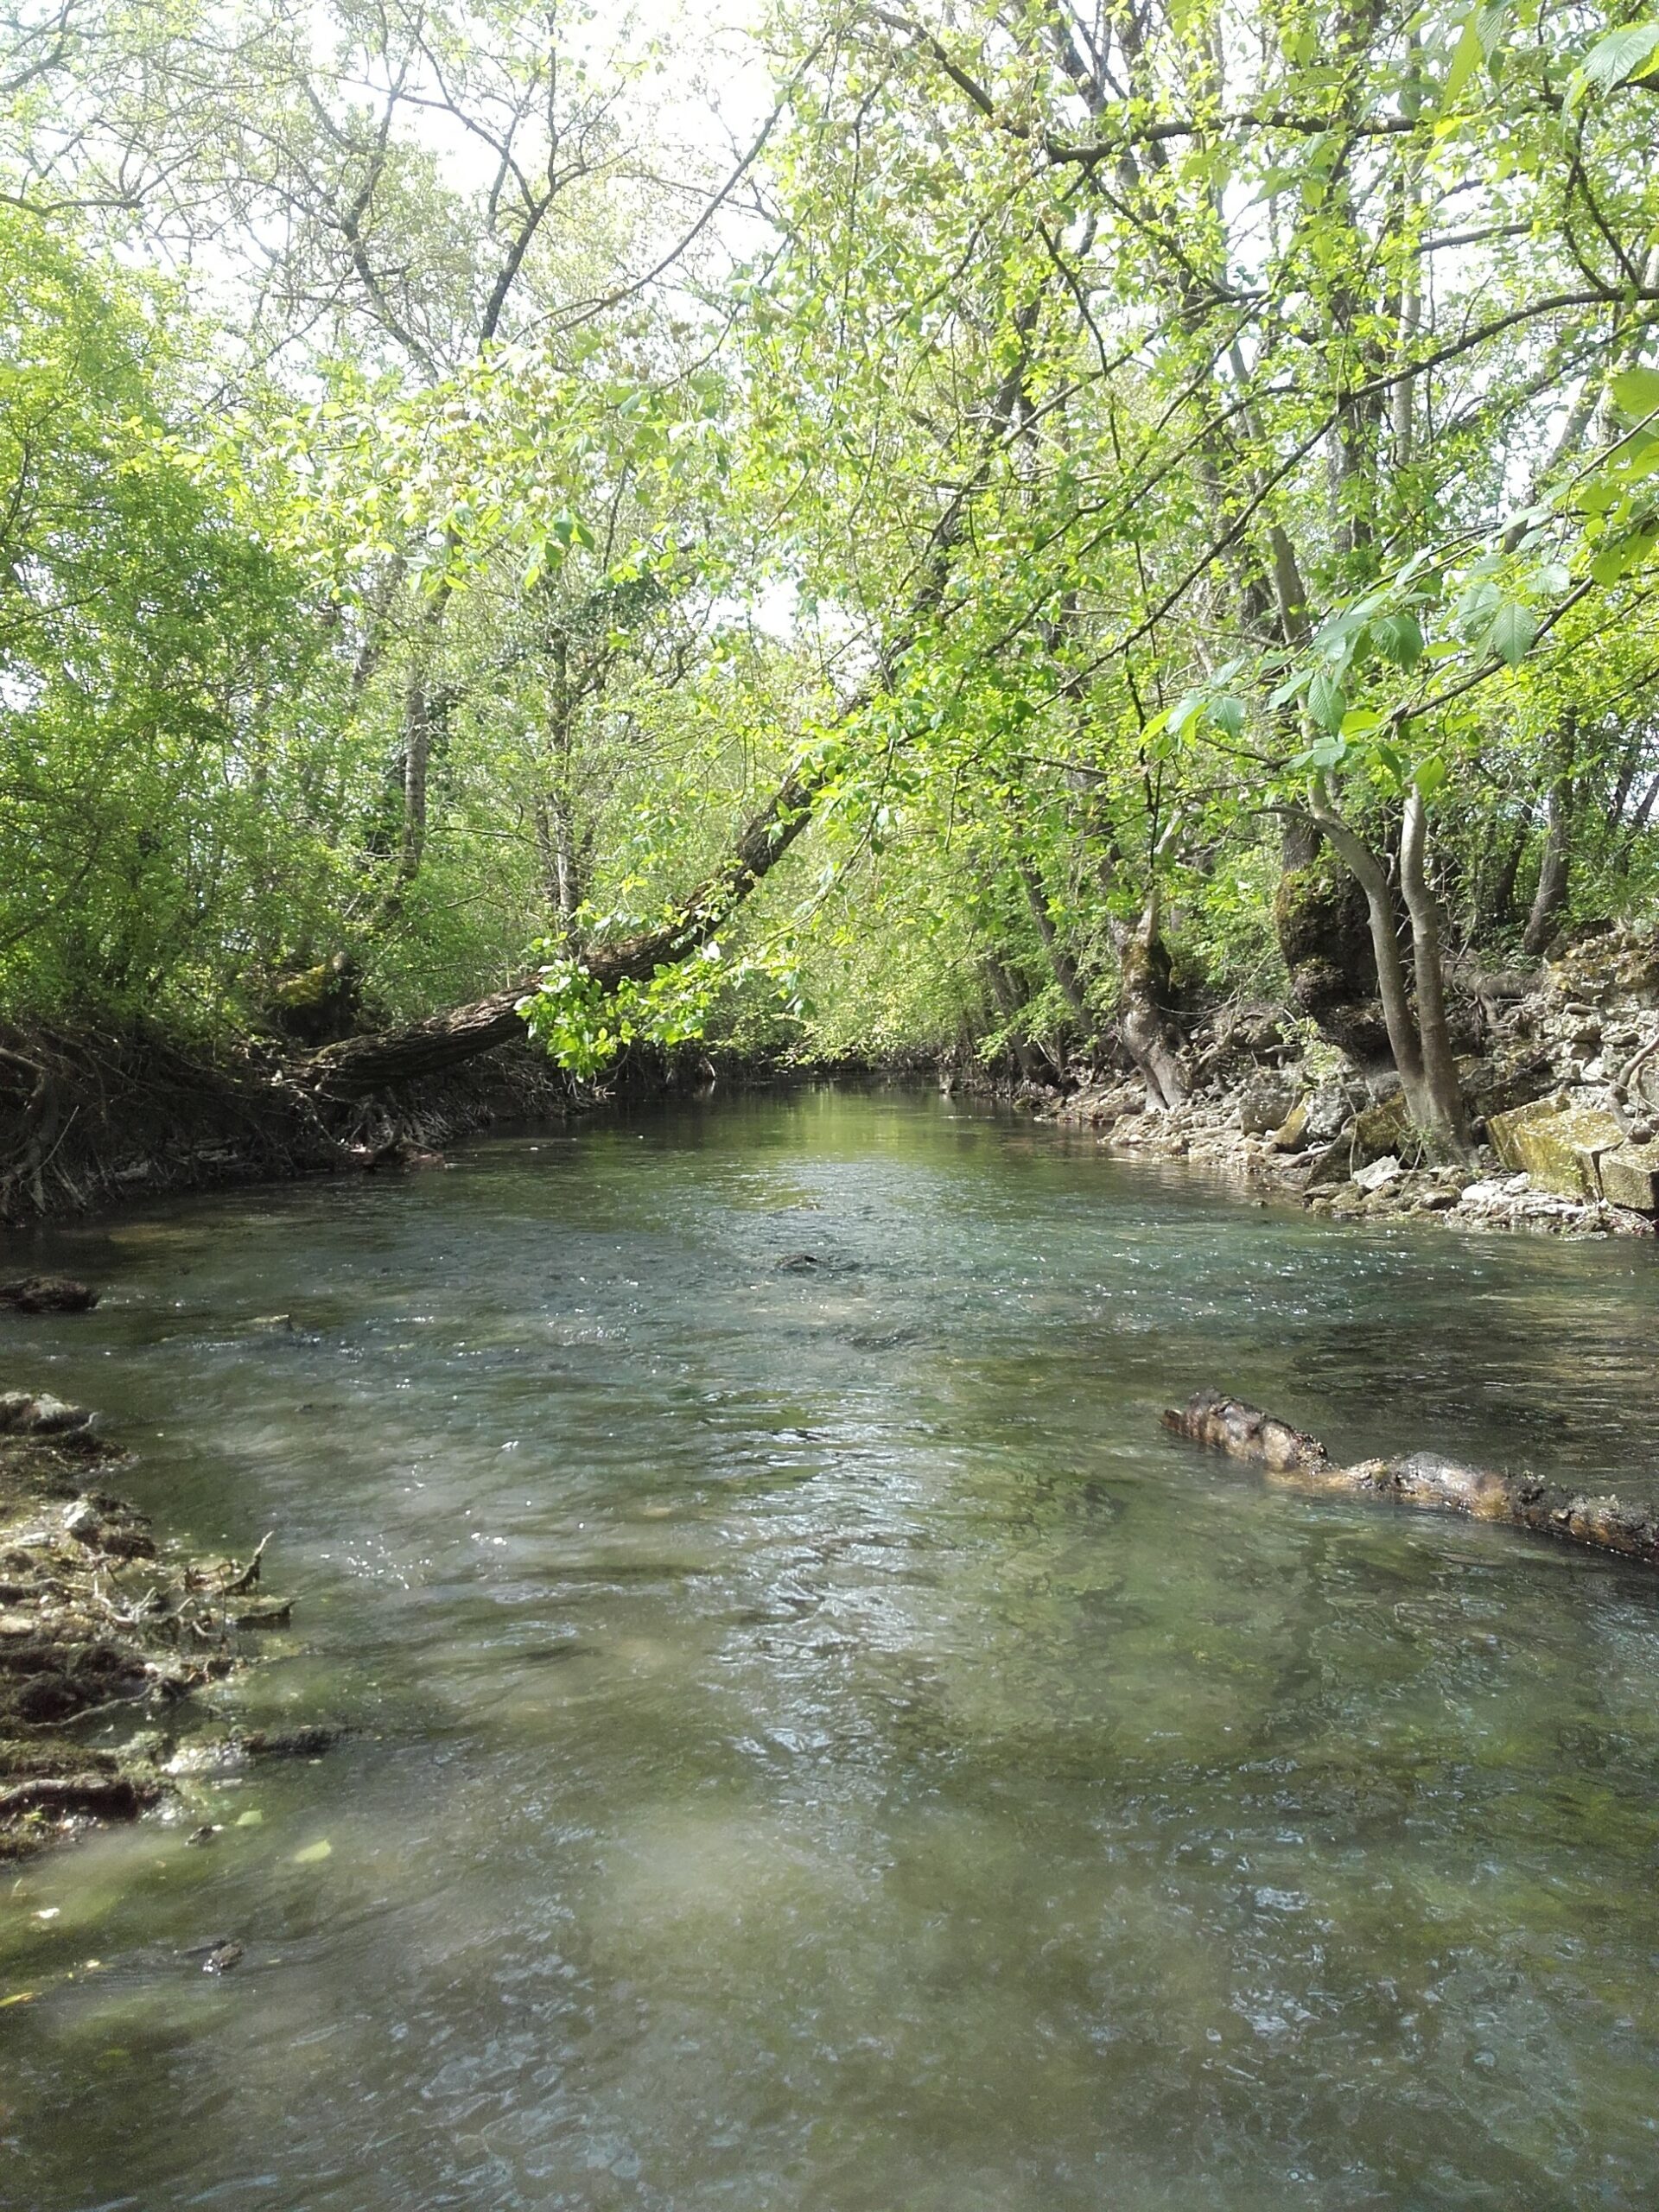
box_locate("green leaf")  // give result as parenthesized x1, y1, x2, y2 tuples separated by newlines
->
(1439, 12, 1485, 108)
(1590, 519, 1659, 586)
(1484, 601, 1538, 667)
(1568, 21, 1659, 105)
(1370, 611, 1425, 670)
(1306, 668, 1348, 732)
(1208, 695, 1246, 738)
(1414, 755, 1450, 799)
(1610, 365, 1659, 424)
(1475, 1, 1509, 58)
(293, 1839, 332, 1864)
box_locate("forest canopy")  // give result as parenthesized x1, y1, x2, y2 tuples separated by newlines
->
(3, 0, 1657, 1140)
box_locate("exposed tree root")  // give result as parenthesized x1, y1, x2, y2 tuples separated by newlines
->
(0, 1395, 306, 1858)
(1162, 1388, 1659, 1570)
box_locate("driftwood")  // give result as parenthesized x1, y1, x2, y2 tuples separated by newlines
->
(1162, 1388, 1659, 1570)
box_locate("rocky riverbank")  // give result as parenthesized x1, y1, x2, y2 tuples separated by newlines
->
(1043, 920, 1659, 1237)
(0, 1388, 296, 1859)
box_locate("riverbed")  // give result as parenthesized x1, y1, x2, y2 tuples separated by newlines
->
(3, 1087, 1658, 2209)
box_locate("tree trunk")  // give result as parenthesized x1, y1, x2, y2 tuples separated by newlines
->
(1109, 886, 1187, 1109)
(1306, 779, 1428, 1105)
(1015, 857, 1091, 1032)
(1398, 790, 1475, 1159)
(1164, 1389, 1659, 1573)
(303, 756, 830, 1097)
(1522, 715, 1576, 956)
(1480, 810, 1529, 932)
(983, 959, 1043, 1081)
(1273, 816, 1387, 1062)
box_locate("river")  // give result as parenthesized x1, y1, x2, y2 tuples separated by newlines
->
(3, 1087, 1658, 2209)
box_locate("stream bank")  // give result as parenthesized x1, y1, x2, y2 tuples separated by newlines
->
(0, 1389, 295, 1859)
(1040, 918, 1659, 1238)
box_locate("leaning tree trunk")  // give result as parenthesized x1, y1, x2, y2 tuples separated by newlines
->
(303, 758, 830, 1098)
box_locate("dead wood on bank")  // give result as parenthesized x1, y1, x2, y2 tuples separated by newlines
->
(1162, 1387, 1659, 1570)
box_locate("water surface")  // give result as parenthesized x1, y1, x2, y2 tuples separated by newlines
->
(3, 1089, 1658, 2210)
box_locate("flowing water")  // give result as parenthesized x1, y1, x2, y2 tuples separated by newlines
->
(3, 1088, 1659, 2212)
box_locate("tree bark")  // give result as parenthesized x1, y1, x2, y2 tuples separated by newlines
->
(1306, 779, 1428, 1109)
(303, 757, 829, 1097)
(1163, 1389, 1659, 1573)
(1398, 790, 1475, 1158)
(1016, 857, 1092, 1031)
(1522, 714, 1576, 956)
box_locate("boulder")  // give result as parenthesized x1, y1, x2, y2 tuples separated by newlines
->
(1303, 1082, 1366, 1144)
(1353, 1154, 1403, 1193)
(1488, 1095, 1626, 1199)
(1239, 1077, 1296, 1135)
(1597, 1138, 1659, 1213)
(1267, 1096, 1311, 1153)
(1351, 1095, 1409, 1166)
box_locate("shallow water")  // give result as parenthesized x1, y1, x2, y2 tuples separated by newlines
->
(3, 1087, 1659, 2211)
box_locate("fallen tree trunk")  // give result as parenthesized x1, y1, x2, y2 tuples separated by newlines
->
(1162, 1388, 1659, 1571)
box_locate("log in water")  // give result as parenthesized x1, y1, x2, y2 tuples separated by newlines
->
(5, 1092, 1659, 2210)
(1163, 1387, 1659, 1569)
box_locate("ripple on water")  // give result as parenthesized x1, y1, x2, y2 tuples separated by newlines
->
(3, 1088, 1659, 2211)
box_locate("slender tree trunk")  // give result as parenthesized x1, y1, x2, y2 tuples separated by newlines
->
(1522, 715, 1576, 956)
(1399, 791, 1475, 1158)
(401, 671, 436, 881)
(1308, 779, 1472, 1160)
(1482, 811, 1529, 931)
(1016, 857, 1091, 1031)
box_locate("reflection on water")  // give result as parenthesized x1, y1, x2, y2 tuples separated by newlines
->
(3, 1088, 1658, 2210)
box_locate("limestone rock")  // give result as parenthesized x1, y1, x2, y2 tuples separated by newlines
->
(1239, 1077, 1295, 1136)
(1597, 1139, 1659, 1213)
(1351, 1095, 1409, 1166)
(1487, 1095, 1625, 1198)
(1352, 1154, 1403, 1193)
(1267, 1096, 1311, 1153)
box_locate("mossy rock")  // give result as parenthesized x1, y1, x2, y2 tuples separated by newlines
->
(1487, 1096, 1625, 1199)
(1351, 1094, 1408, 1166)
(1597, 1139, 1659, 1213)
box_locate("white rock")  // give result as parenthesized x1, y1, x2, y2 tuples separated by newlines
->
(1352, 1155, 1403, 1193)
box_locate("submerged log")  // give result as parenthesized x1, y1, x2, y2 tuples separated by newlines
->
(1162, 1388, 1659, 1571)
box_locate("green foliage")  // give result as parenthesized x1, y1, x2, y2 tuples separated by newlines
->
(2, 0, 1657, 1078)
